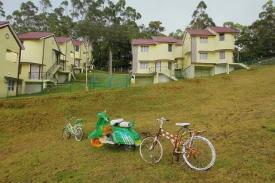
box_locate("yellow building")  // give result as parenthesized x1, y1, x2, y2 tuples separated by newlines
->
(131, 36, 183, 84)
(19, 32, 63, 94)
(56, 36, 75, 80)
(181, 27, 247, 78)
(0, 21, 24, 98)
(73, 40, 93, 74)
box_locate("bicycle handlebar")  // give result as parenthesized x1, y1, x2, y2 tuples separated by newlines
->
(157, 117, 169, 128)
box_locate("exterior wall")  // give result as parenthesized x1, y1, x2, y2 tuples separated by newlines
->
(132, 46, 138, 73)
(20, 36, 60, 93)
(59, 40, 75, 72)
(182, 33, 192, 69)
(21, 36, 59, 74)
(183, 32, 235, 72)
(25, 83, 43, 94)
(43, 37, 59, 72)
(137, 43, 175, 61)
(134, 42, 181, 79)
(56, 73, 68, 83)
(136, 60, 175, 76)
(0, 26, 20, 98)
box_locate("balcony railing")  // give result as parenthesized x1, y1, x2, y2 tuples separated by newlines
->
(28, 72, 49, 80)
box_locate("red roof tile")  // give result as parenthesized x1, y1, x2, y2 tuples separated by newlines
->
(0, 21, 9, 26)
(132, 37, 182, 46)
(186, 29, 215, 36)
(176, 40, 183, 46)
(132, 39, 156, 46)
(73, 40, 82, 46)
(209, 26, 239, 33)
(56, 36, 71, 44)
(19, 32, 54, 40)
(152, 36, 181, 43)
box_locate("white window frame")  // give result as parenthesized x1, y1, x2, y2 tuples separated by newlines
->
(200, 37, 208, 44)
(141, 46, 149, 53)
(140, 62, 148, 69)
(200, 52, 208, 60)
(219, 51, 226, 60)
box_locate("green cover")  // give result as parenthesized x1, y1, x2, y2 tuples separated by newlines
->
(88, 112, 141, 146)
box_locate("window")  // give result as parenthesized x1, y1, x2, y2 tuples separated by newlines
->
(219, 33, 225, 41)
(168, 62, 172, 70)
(200, 37, 208, 44)
(140, 62, 148, 69)
(30, 64, 41, 80)
(200, 52, 208, 60)
(168, 44, 173, 52)
(8, 80, 15, 91)
(219, 51, 225, 59)
(141, 46, 149, 52)
(75, 45, 80, 52)
(6, 49, 18, 62)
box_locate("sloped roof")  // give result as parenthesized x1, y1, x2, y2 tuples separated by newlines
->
(56, 36, 71, 44)
(209, 26, 239, 33)
(19, 32, 54, 40)
(0, 21, 9, 27)
(152, 36, 180, 43)
(132, 37, 182, 46)
(0, 21, 24, 49)
(73, 40, 82, 46)
(132, 39, 156, 46)
(186, 29, 215, 36)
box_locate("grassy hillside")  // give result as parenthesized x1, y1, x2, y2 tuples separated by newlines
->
(0, 65, 275, 182)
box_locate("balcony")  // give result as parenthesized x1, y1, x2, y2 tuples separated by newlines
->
(28, 72, 49, 80)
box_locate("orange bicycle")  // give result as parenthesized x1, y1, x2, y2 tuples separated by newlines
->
(139, 117, 216, 171)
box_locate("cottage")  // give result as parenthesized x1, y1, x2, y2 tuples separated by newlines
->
(19, 32, 62, 94)
(0, 21, 24, 97)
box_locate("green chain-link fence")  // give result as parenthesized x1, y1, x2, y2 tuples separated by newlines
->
(89, 71, 131, 89)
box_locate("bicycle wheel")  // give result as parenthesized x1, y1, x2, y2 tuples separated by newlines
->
(62, 128, 71, 139)
(182, 136, 216, 171)
(139, 137, 163, 164)
(74, 127, 83, 142)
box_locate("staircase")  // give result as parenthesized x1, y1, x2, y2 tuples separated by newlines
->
(160, 72, 178, 81)
(231, 63, 250, 70)
(45, 63, 61, 83)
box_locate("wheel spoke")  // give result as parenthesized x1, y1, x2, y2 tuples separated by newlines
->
(140, 137, 163, 164)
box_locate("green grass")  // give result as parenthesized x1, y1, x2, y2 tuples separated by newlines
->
(0, 65, 275, 182)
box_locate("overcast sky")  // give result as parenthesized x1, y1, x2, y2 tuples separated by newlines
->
(2, 0, 269, 33)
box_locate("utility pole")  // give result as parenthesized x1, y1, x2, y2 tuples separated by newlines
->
(109, 49, 112, 76)
(85, 41, 89, 92)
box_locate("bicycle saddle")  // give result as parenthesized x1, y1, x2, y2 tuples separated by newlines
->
(175, 123, 190, 127)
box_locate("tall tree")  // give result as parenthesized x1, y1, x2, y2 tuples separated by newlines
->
(0, 0, 5, 18)
(190, 1, 215, 29)
(7, 1, 39, 33)
(169, 29, 184, 39)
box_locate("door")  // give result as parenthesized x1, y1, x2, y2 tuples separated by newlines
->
(155, 62, 161, 72)
(30, 64, 41, 79)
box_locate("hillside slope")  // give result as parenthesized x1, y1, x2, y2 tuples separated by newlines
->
(0, 65, 275, 182)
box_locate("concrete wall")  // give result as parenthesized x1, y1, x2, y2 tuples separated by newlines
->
(57, 73, 68, 83)
(59, 40, 75, 72)
(25, 83, 43, 94)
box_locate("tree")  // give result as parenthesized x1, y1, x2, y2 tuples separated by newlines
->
(0, 0, 5, 18)
(169, 29, 184, 39)
(190, 1, 215, 29)
(235, 0, 275, 62)
(7, 1, 39, 33)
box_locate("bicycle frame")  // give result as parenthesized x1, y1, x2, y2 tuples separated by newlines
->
(153, 118, 204, 154)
